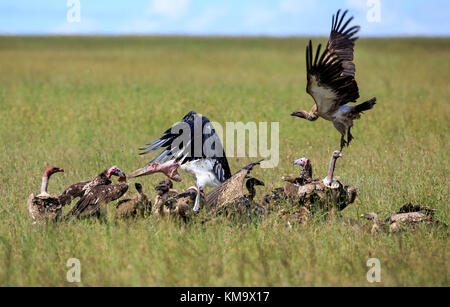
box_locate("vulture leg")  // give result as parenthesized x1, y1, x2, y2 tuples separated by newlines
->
(340, 135, 347, 151)
(347, 127, 354, 146)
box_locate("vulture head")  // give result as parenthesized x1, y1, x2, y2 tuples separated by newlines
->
(155, 179, 173, 195)
(361, 212, 378, 222)
(106, 165, 125, 179)
(294, 157, 313, 180)
(245, 177, 264, 201)
(332, 150, 343, 160)
(43, 166, 64, 178)
(134, 182, 143, 193)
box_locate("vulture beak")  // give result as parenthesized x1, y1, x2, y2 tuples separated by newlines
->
(59, 168, 65, 173)
(291, 111, 302, 118)
(293, 159, 304, 166)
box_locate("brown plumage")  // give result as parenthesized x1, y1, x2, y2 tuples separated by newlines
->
(115, 183, 151, 219)
(291, 9, 376, 150)
(294, 151, 357, 213)
(27, 166, 64, 224)
(59, 166, 125, 207)
(205, 161, 262, 213)
(153, 179, 179, 218)
(65, 170, 128, 219)
(202, 161, 264, 223)
(362, 204, 446, 234)
(163, 187, 199, 228)
(281, 157, 316, 204)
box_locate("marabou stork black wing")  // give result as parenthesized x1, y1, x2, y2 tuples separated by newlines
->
(138, 111, 232, 182)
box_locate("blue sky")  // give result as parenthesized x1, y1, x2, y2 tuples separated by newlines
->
(0, 0, 449, 36)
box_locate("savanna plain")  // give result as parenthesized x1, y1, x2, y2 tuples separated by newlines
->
(0, 36, 448, 286)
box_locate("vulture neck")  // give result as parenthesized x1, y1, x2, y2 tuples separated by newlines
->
(326, 156, 338, 183)
(300, 164, 312, 182)
(246, 184, 256, 201)
(40, 175, 50, 195)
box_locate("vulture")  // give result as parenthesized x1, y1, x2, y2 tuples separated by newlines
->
(59, 165, 126, 207)
(164, 187, 199, 228)
(65, 168, 128, 220)
(218, 177, 266, 224)
(203, 160, 263, 221)
(243, 177, 267, 216)
(130, 111, 232, 213)
(290, 9, 376, 150)
(27, 166, 64, 224)
(305, 151, 357, 212)
(115, 182, 151, 219)
(286, 151, 357, 213)
(152, 179, 179, 218)
(361, 204, 446, 234)
(281, 157, 315, 204)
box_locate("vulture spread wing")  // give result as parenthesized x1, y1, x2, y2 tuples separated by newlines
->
(58, 180, 90, 206)
(138, 111, 231, 183)
(306, 9, 360, 114)
(205, 160, 263, 213)
(59, 171, 111, 206)
(67, 184, 129, 218)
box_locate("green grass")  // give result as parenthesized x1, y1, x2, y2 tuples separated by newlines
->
(0, 36, 448, 286)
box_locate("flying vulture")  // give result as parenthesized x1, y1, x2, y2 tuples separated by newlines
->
(129, 111, 232, 213)
(291, 9, 376, 150)
(27, 166, 64, 224)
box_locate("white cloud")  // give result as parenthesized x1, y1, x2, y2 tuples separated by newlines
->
(149, 0, 191, 19)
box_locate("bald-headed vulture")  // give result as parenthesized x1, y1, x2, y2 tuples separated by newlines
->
(59, 165, 126, 207)
(65, 168, 128, 219)
(291, 9, 376, 150)
(27, 166, 64, 224)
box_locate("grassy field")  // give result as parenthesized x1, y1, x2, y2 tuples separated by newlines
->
(0, 36, 448, 286)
